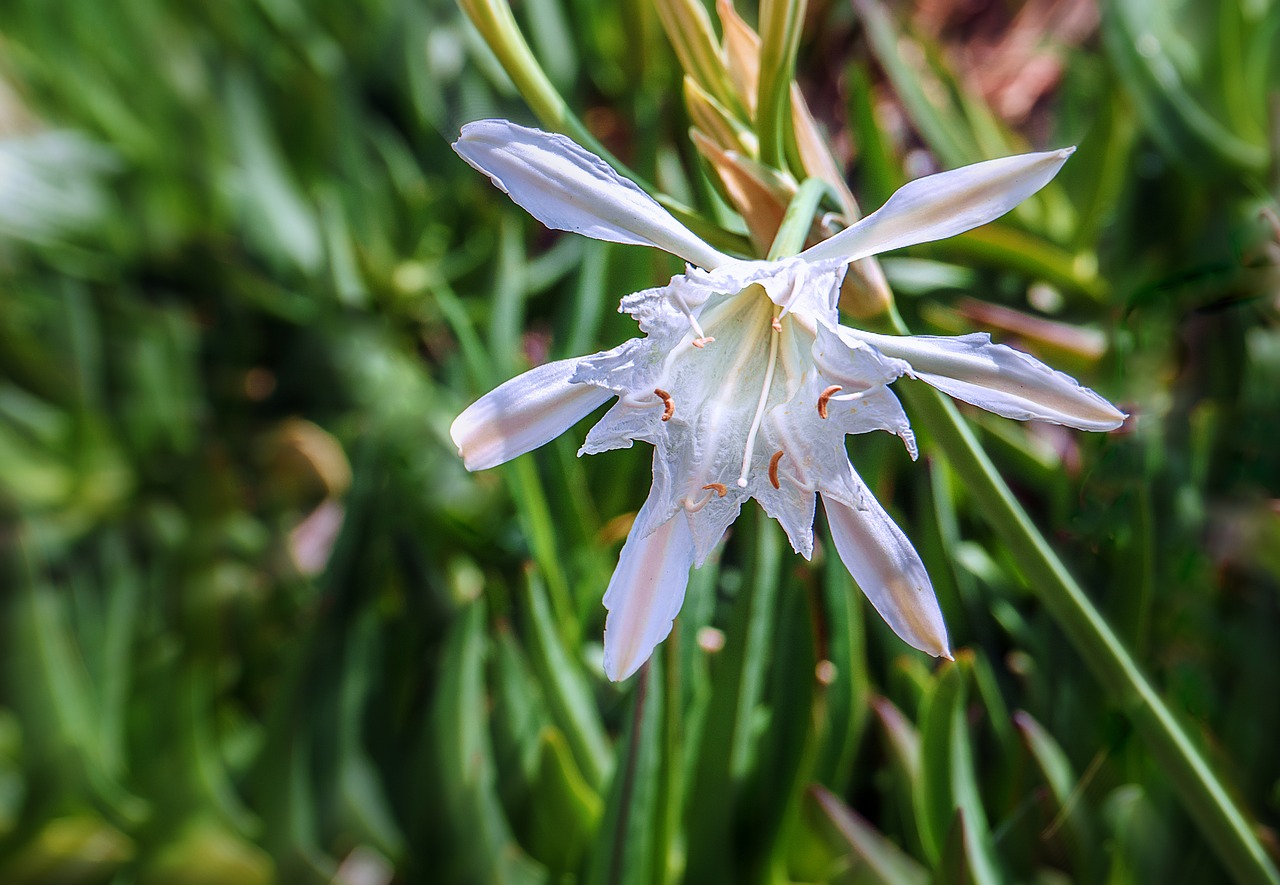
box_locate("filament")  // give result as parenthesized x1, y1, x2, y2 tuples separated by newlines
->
(738, 309, 782, 487)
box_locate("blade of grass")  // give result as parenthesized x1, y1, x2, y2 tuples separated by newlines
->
(887, 306, 1280, 885)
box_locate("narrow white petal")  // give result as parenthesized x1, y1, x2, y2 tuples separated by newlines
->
(602, 499, 696, 681)
(454, 119, 728, 269)
(821, 481, 950, 658)
(451, 358, 611, 471)
(842, 329, 1127, 431)
(800, 148, 1075, 264)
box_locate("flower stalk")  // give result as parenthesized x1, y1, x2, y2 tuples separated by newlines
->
(767, 176, 827, 259)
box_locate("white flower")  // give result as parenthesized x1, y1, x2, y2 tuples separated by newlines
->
(451, 119, 1125, 681)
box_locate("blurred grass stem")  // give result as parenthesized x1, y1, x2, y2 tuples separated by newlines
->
(885, 308, 1280, 885)
(610, 663, 651, 885)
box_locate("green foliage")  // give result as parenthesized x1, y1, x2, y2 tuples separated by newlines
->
(0, 0, 1277, 883)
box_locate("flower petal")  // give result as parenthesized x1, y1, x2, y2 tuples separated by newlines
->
(813, 321, 911, 387)
(454, 119, 729, 269)
(821, 476, 950, 658)
(451, 357, 612, 471)
(810, 323, 917, 456)
(754, 437, 818, 558)
(602, 496, 696, 681)
(842, 329, 1127, 431)
(800, 148, 1075, 264)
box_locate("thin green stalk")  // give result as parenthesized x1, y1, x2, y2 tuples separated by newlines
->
(659, 637, 683, 885)
(457, 0, 749, 256)
(885, 310, 1279, 885)
(609, 663, 650, 885)
(767, 177, 827, 260)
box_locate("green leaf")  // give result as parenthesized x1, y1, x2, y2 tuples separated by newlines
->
(1013, 711, 1099, 879)
(684, 513, 783, 882)
(809, 785, 929, 885)
(812, 536, 870, 793)
(6, 573, 148, 824)
(518, 571, 612, 789)
(490, 631, 552, 814)
(850, 0, 977, 169)
(525, 727, 603, 874)
(914, 657, 1001, 884)
(0, 814, 134, 884)
(751, 582, 818, 881)
(420, 600, 546, 885)
(1103, 0, 1269, 175)
(224, 70, 322, 273)
(585, 662, 666, 885)
(756, 0, 807, 168)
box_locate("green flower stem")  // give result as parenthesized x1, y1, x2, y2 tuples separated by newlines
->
(457, 0, 750, 256)
(756, 0, 807, 169)
(886, 310, 1279, 885)
(767, 177, 827, 260)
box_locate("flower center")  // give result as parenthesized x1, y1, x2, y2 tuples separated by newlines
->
(657, 280, 817, 505)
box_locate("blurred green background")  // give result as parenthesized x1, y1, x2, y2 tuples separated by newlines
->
(0, 0, 1277, 882)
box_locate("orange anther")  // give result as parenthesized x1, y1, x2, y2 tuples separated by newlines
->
(701, 482, 728, 497)
(817, 385, 843, 420)
(768, 451, 784, 489)
(691, 336, 716, 348)
(770, 315, 782, 332)
(655, 388, 675, 421)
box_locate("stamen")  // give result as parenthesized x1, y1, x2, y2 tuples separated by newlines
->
(772, 461, 816, 493)
(771, 315, 782, 332)
(654, 388, 675, 421)
(671, 288, 714, 348)
(685, 482, 730, 511)
(738, 309, 783, 487)
(768, 451, 784, 489)
(817, 385, 842, 419)
(683, 490, 716, 512)
(775, 263, 808, 320)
